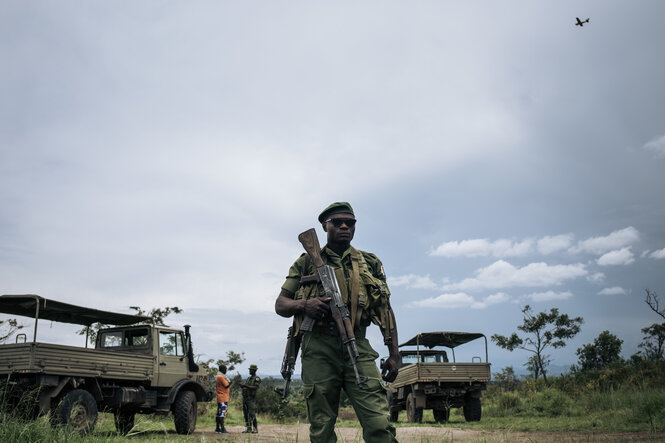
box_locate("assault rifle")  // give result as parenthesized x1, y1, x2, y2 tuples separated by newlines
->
(298, 228, 368, 387)
(274, 325, 300, 399)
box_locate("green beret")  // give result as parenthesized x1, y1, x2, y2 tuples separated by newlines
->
(318, 202, 355, 223)
(249, 364, 258, 370)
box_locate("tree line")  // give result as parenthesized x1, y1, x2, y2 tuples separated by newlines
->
(491, 289, 664, 381)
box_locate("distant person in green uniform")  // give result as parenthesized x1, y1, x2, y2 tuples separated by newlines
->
(240, 364, 261, 433)
(275, 202, 400, 443)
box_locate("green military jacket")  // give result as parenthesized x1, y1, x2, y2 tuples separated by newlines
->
(242, 374, 261, 398)
(282, 245, 395, 343)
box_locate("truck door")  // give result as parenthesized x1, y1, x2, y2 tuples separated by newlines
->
(156, 330, 188, 387)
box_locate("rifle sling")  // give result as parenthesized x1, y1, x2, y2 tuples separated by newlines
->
(350, 247, 361, 329)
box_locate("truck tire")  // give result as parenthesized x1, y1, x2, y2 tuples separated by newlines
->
(173, 390, 197, 434)
(386, 390, 399, 422)
(406, 392, 423, 423)
(114, 409, 135, 435)
(433, 407, 449, 423)
(463, 396, 482, 422)
(53, 389, 98, 435)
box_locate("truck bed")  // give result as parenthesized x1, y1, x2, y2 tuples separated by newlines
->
(0, 342, 154, 381)
(392, 362, 490, 388)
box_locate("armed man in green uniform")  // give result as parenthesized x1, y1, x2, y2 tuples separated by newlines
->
(275, 202, 400, 443)
(240, 364, 261, 433)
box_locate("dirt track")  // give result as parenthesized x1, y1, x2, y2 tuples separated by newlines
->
(193, 424, 665, 442)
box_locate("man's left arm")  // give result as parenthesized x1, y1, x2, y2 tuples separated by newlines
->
(381, 307, 400, 382)
(369, 253, 400, 382)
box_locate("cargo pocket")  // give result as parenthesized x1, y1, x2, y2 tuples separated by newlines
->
(303, 383, 315, 422)
(303, 383, 315, 400)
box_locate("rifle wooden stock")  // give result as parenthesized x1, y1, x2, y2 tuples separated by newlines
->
(298, 229, 325, 268)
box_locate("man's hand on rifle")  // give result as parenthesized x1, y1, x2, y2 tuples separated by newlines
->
(302, 297, 331, 320)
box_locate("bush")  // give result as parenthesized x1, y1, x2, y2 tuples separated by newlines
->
(633, 390, 665, 432)
(496, 391, 523, 414)
(530, 388, 573, 417)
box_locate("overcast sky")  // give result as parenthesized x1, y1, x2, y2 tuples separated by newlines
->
(2, 1, 664, 376)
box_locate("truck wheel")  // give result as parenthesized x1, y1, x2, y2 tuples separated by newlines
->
(173, 390, 197, 434)
(463, 396, 482, 422)
(386, 390, 399, 422)
(433, 407, 449, 423)
(114, 409, 135, 435)
(53, 389, 98, 435)
(406, 392, 423, 423)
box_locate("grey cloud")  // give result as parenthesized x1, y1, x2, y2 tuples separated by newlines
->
(596, 248, 635, 266)
(441, 260, 588, 292)
(643, 134, 665, 158)
(569, 227, 640, 255)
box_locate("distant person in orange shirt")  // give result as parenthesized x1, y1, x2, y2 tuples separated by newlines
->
(215, 364, 230, 434)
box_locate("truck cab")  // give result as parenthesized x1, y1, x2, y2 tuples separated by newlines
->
(0, 294, 212, 435)
(97, 325, 193, 388)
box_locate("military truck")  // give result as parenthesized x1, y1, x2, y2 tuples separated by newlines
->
(0, 294, 213, 435)
(385, 331, 491, 423)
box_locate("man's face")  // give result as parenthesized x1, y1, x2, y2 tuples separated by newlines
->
(322, 212, 356, 244)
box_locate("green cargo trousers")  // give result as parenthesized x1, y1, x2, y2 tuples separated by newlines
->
(301, 329, 397, 443)
(242, 396, 257, 431)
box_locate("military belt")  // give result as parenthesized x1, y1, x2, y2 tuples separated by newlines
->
(305, 321, 367, 340)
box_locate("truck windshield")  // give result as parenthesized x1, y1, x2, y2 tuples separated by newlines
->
(401, 352, 448, 366)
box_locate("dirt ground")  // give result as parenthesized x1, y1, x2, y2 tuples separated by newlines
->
(193, 424, 665, 442)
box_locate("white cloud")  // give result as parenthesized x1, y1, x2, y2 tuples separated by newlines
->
(471, 292, 510, 309)
(643, 134, 665, 158)
(527, 291, 573, 302)
(410, 292, 475, 309)
(389, 274, 438, 290)
(441, 260, 587, 291)
(537, 234, 574, 255)
(598, 287, 626, 296)
(649, 247, 665, 259)
(587, 272, 606, 284)
(570, 227, 639, 255)
(430, 238, 533, 258)
(597, 247, 635, 266)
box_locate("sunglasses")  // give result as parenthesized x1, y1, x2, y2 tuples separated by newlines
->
(325, 218, 357, 228)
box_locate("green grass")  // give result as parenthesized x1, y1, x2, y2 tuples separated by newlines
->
(2, 383, 664, 442)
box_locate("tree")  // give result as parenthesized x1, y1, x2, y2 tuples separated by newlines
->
(637, 289, 665, 361)
(524, 353, 550, 380)
(0, 318, 24, 343)
(493, 366, 520, 391)
(219, 350, 245, 372)
(77, 305, 183, 345)
(128, 306, 183, 326)
(576, 330, 623, 371)
(645, 289, 665, 320)
(637, 323, 665, 361)
(491, 305, 583, 382)
(198, 350, 246, 379)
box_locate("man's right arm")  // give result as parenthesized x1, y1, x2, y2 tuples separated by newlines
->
(275, 288, 331, 319)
